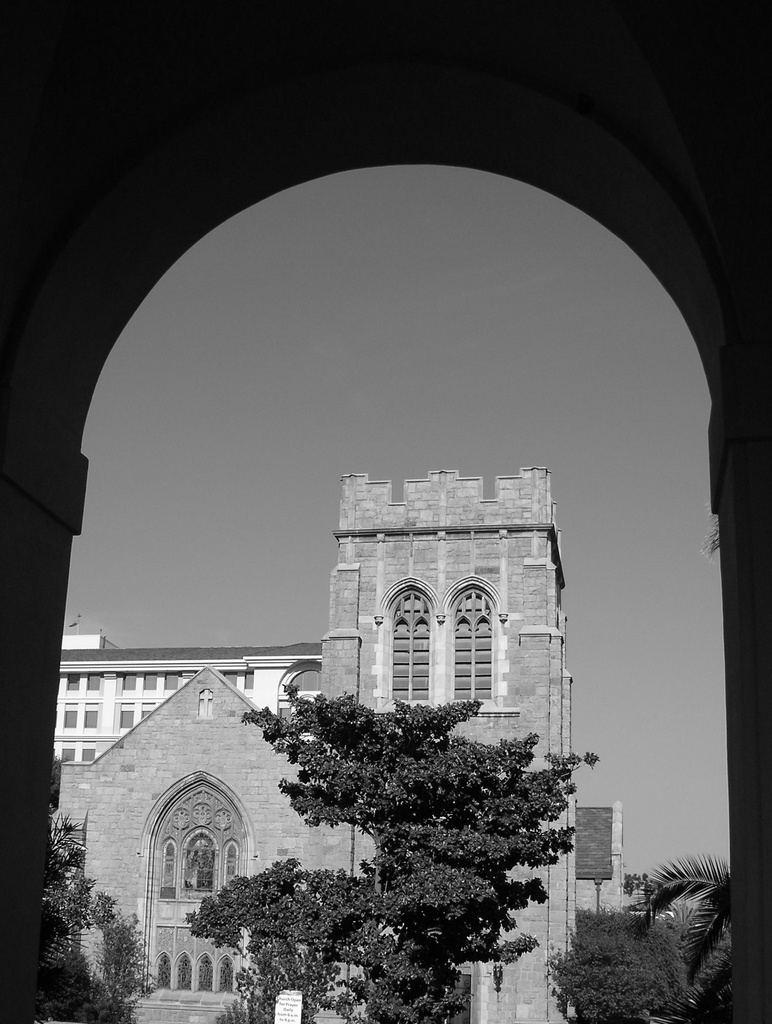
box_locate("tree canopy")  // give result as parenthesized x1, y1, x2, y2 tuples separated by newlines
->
(550, 908, 686, 1024)
(190, 690, 596, 1024)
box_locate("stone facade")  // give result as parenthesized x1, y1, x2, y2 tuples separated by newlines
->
(323, 470, 573, 1023)
(59, 468, 613, 1024)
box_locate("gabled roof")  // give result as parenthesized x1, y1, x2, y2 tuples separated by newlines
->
(61, 642, 322, 662)
(575, 806, 613, 880)
(80, 666, 256, 765)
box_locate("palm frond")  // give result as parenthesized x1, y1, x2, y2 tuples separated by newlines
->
(649, 943, 732, 1024)
(642, 856, 730, 983)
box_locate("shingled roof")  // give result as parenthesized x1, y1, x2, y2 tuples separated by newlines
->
(575, 806, 613, 880)
(61, 642, 322, 661)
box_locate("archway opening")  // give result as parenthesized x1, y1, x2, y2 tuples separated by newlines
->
(64, 165, 727, 874)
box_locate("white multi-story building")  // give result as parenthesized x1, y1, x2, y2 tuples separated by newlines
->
(56, 636, 322, 765)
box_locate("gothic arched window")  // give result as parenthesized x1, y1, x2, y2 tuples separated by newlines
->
(392, 592, 431, 702)
(161, 840, 176, 899)
(198, 954, 213, 991)
(224, 841, 239, 886)
(183, 832, 216, 892)
(219, 956, 234, 992)
(454, 591, 493, 700)
(156, 953, 171, 989)
(177, 953, 192, 990)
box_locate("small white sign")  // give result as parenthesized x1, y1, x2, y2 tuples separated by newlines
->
(275, 989, 303, 1024)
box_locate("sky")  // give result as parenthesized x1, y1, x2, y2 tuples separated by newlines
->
(65, 165, 728, 874)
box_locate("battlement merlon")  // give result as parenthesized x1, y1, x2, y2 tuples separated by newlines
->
(338, 469, 563, 579)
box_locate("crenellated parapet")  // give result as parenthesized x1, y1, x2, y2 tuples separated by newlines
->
(339, 468, 556, 531)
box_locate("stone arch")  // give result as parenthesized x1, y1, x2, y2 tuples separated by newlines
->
(140, 773, 253, 971)
(441, 576, 501, 619)
(380, 577, 440, 619)
(2, 12, 770, 1019)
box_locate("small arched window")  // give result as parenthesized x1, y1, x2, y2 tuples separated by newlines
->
(156, 953, 171, 989)
(177, 953, 192, 990)
(454, 591, 493, 700)
(293, 669, 321, 691)
(278, 668, 321, 717)
(183, 832, 216, 892)
(392, 592, 431, 702)
(198, 688, 213, 718)
(219, 956, 234, 992)
(198, 954, 213, 991)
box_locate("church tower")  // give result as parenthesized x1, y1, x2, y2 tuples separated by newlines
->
(323, 468, 573, 1023)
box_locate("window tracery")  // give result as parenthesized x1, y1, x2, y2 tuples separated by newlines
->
(391, 591, 431, 701)
(156, 785, 244, 901)
(453, 590, 493, 700)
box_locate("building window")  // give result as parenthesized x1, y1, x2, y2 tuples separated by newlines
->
(119, 705, 134, 729)
(293, 669, 321, 691)
(82, 748, 96, 762)
(177, 954, 192, 990)
(157, 953, 171, 989)
(165, 673, 179, 691)
(64, 705, 78, 729)
(183, 832, 216, 893)
(61, 747, 76, 762)
(141, 703, 154, 720)
(454, 591, 493, 701)
(144, 674, 158, 691)
(244, 671, 254, 691)
(84, 705, 99, 729)
(198, 954, 213, 992)
(87, 674, 101, 692)
(120, 674, 137, 693)
(392, 592, 431, 701)
(66, 675, 81, 692)
(198, 689, 214, 718)
(278, 667, 322, 717)
(218, 957, 234, 992)
(222, 672, 238, 687)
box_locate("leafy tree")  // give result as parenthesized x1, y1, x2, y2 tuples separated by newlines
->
(36, 815, 147, 1024)
(549, 908, 686, 1023)
(193, 858, 363, 1024)
(624, 872, 659, 901)
(87, 900, 149, 1024)
(37, 945, 98, 1023)
(191, 690, 596, 1024)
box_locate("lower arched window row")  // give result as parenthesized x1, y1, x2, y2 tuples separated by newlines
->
(156, 952, 234, 992)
